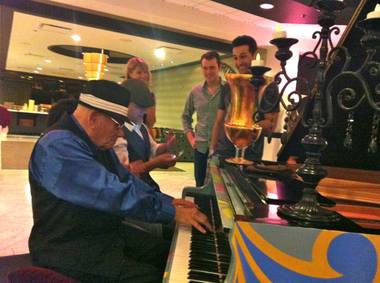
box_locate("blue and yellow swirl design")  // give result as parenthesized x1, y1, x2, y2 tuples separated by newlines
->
(230, 222, 380, 282)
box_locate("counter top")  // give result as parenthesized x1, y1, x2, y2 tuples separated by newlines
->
(8, 109, 48, 115)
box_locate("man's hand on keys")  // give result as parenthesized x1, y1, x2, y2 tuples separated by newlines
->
(173, 198, 213, 234)
(172, 198, 198, 208)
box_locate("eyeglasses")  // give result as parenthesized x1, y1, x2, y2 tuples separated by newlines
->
(109, 116, 124, 129)
(96, 111, 124, 129)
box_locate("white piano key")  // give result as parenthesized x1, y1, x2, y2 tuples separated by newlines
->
(166, 224, 191, 282)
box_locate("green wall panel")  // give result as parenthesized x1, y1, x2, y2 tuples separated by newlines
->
(151, 63, 203, 130)
(151, 56, 237, 130)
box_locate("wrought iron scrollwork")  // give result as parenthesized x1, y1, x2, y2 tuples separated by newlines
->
(273, 0, 380, 224)
(369, 113, 379, 153)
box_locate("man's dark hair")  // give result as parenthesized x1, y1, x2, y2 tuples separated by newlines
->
(232, 35, 257, 55)
(47, 98, 78, 127)
(200, 51, 221, 67)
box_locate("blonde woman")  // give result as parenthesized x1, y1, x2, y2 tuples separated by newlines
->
(121, 57, 156, 129)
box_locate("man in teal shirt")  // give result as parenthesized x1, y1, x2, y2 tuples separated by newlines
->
(182, 51, 227, 186)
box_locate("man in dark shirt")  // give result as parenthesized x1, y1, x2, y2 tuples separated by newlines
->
(210, 35, 279, 161)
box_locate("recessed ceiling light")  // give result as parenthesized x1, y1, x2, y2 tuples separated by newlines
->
(33, 70, 40, 74)
(154, 48, 166, 60)
(71, 34, 81, 42)
(78, 76, 83, 79)
(260, 3, 274, 9)
(36, 67, 42, 71)
(44, 59, 52, 63)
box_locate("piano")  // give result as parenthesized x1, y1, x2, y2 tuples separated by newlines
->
(163, 157, 380, 282)
(163, 1, 380, 282)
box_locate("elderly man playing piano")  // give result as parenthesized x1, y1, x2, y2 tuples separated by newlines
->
(28, 79, 212, 283)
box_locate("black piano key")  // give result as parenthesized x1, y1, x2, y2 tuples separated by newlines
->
(191, 235, 216, 241)
(190, 251, 217, 257)
(190, 254, 217, 262)
(191, 237, 215, 242)
(189, 260, 218, 267)
(191, 245, 230, 257)
(190, 258, 230, 269)
(191, 240, 230, 251)
(188, 270, 222, 282)
(190, 256, 218, 263)
(190, 257, 229, 266)
(191, 231, 227, 241)
(190, 243, 217, 250)
(192, 234, 215, 240)
(192, 231, 215, 238)
(189, 264, 228, 276)
(190, 247, 229, 259)
(190, 259, 218, 266)
(190, 253, 230, 263)
(189, 263, 220, 273)
(186, 193, 231, 283)
(190, 249, 230, 257)
(190, 257, 229, 270)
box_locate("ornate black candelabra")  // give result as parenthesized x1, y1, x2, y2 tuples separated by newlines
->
(249, 66, 272, 122)
(250, 66, 272, 89)
(253, 0, 380, 223)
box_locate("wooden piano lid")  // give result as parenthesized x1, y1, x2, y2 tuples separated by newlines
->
(315, 166, 380, 231)
(241, 164, 380, 232)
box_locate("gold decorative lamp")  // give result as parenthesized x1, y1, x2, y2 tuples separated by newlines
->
(83, 52, 108, 80)
(224, 73, 262, 165)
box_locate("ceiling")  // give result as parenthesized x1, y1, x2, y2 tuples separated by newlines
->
(213, 0, 361, 24)
(0, 0, 357, 83)
(6, 11, 210, 82)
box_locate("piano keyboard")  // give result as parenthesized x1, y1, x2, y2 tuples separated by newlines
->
(164, 194, 231, 283)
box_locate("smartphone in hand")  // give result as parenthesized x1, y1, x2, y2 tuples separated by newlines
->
(172, 150, 184, 160)
(176, 150, 184, 159)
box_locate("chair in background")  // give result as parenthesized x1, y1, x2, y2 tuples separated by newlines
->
(0, 106, 11, 137)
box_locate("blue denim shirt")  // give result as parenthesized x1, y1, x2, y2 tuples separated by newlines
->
(29, 115, 175, 223)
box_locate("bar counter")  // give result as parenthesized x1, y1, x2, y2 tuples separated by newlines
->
(8, 109, 48, 135)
